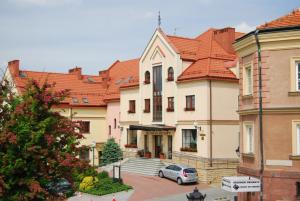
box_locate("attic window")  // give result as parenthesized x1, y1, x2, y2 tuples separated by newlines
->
(19, 72, 27, 78)
(124, 76, 133, 84)
(82, 97, 89, 103)
(72, 97, 79, 103)
(115, 79, 123, 85)
(87, 77, 95, 83)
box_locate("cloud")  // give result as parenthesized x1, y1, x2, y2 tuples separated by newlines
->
(11, 0, 82, 7)
(234, 22, 256, 33)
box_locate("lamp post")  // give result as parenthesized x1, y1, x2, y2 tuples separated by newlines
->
(91, 141, 96, 167)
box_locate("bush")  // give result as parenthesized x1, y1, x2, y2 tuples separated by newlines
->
(101, 138, 122, 166)
(97, 171, 109, 179)
(79, 176, 98, 191)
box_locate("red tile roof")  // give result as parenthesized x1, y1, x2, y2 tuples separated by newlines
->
(258, 8, 300, 29)
(164, 27, 240, 82)
(9, 65, 107, 106)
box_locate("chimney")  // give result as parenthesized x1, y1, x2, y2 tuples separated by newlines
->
(213, 27, 236, 54)
(69, 67, 82, 80)
(8, 60, 20, 77)
(99, 70, 109, 88)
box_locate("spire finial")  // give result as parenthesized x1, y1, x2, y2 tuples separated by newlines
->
(158, 11, 161, 28)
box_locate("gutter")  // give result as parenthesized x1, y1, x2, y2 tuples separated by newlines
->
(254, 30, 264, 201)
(235, 25, 300, 43)
(209, 79, 213, 167)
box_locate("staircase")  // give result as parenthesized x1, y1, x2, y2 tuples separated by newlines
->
(121, 158, 166, 176)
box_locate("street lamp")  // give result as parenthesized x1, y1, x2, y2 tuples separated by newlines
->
(91, 141, 96, 167)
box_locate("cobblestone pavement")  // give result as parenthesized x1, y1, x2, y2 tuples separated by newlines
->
(69, 172, 236, 201)
(146, 187, 237, 201)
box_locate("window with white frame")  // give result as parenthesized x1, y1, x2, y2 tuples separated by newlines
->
(243, 63, 253, 95)
(297, 124, 300, 155)
(244, 123, 254, 154)
(296, 62, 300, 91)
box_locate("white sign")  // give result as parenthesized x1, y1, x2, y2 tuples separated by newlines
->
(221, 176, 260, 192)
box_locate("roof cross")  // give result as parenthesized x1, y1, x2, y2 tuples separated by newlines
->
(158, 11, 161, 27)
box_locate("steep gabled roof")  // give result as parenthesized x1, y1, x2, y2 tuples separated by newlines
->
(258, 8, 300, 30)
(104, 58, 139, 101)
(172, 27, 240, 82)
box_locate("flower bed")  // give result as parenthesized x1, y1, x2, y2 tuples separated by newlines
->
(180, 147, 197, 152)
(124, 144, 137, 148)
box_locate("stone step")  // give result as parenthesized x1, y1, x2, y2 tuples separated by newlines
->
(121, 158, 165, 176)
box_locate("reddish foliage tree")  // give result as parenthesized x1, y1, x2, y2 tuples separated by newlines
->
(0, 80, 90, 200)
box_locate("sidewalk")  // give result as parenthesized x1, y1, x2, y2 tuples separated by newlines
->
(68, 190, 134, 201)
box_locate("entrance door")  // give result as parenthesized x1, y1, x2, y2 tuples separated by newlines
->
(144, 135, 149, 152)
(168, 136, 172, 159)
(154, 135, 162, 158)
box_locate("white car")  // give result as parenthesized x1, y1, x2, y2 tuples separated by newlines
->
(158, 164, 198, 185)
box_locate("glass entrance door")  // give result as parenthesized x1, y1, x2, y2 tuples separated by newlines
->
(154, 135, 162, 158)
(168, 136, 172, 159)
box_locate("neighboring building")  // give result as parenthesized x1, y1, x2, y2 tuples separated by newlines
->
(234, 9, 300, 200)
(5, 60, 107, 166)
(102, 59, 139, 144)
(120, 27, 243, 184)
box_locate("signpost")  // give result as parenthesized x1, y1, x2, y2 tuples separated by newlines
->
(221, 176, 260, 193)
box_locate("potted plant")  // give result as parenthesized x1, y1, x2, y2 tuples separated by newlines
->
(159, 152, 165, 159)
(137, 149, 144, 157)
(144, 151, 151, 158)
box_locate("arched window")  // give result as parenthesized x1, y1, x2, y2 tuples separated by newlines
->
(167, 67, 174, 81)
(144, 71, 150, 84)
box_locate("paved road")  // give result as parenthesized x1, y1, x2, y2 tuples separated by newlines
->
(69, 190, 134, 201)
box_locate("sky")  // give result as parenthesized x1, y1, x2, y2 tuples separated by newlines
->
(0, 0, 299, 75)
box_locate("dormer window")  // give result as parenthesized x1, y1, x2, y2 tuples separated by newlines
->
(82, 97, 88, 103)
(167, 67, 174, 81)
(144, 71, 150, 84)
(72, 97, 79, 104)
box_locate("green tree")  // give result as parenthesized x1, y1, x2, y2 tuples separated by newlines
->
(0, 80, 90, 200)
(101, 138, 122, 166)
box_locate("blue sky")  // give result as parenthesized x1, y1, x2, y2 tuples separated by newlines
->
(0, 0, 299, 75)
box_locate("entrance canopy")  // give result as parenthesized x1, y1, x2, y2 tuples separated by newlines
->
(129, 124, 176, 131)
(222, 176, 260, 193)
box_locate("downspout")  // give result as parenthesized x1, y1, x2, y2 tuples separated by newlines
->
(254, 30, 264, 201)
(209, 79, 213, 167)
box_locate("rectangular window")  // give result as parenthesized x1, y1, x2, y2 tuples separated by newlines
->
(128, 100, 136, 113)
(297, 125, 300, 155)
(80, 121, 90, 133)
(244, 65, 253, 95)
(182, 129, 197, 150)
(153, 65, 162, 121)
(144, 99, 150, 113)
(244, 123, 254, 154)
(167, 97, 174, 112)
(185, 95, 195, 111)
(127, 129, 137, 145)
(79, 149, 90, 161)
(296, 182, 300, 198)
(296, 62, 300, 91)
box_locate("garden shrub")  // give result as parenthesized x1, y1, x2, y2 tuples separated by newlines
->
(97, 171, 109, 179)
(79, 176, 98, 191)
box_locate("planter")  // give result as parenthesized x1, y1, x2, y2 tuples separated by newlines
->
(144, 152, 151, 158)
(124, 144, 137, 148)
(159, 153, 165, 159)
(180, 147, 197, 152)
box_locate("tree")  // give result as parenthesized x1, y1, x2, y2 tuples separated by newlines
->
(0, 80, 90, 200)
(101, 138, 122, 166)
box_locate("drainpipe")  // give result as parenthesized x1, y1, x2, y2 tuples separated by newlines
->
(209, 80, 213, 167)
(254, 30, 264, 201)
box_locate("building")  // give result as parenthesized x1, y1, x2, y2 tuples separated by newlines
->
(102, 59, 139, 145)
(5, 60, 107, 166)
(120, 27, 243, 184)
(234, 9, 300, 200)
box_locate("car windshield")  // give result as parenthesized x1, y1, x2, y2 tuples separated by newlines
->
(184, 168, 197, 173)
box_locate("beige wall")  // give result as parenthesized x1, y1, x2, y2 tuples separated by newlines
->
(120, 87, 140, 123)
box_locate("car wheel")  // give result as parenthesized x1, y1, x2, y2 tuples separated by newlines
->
(177, 178, 183, 185)
(159, 171, 164, 178)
